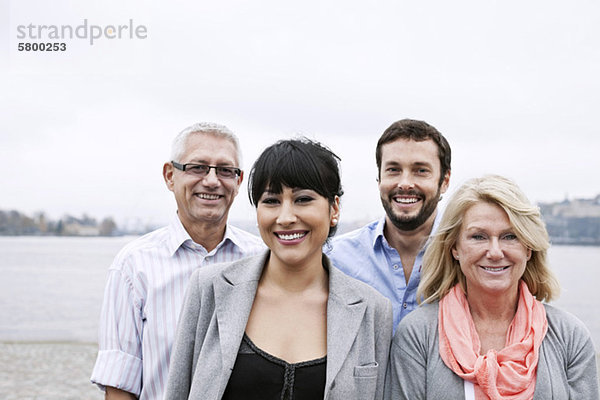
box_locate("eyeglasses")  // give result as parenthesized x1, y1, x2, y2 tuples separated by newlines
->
(171, 161, 241, 179)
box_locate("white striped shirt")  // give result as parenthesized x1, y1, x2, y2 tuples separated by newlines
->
(90, 215, 265, 400)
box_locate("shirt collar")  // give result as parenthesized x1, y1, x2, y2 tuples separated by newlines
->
(372, 216, 387, 248)
(373, 207, 444, 251)
(218, 224, 248, 253)
(166, 213, 240, 256)
(425, 208, 443, 248)
(166, 214, 193, 256)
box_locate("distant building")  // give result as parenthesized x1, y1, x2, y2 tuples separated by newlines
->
(539, 195, 600, 245)
(62, 222, 101, 236)
(540, 195, 600, 218)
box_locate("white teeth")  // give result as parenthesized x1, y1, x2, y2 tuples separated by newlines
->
(482, 266, 508, 272)
(278, 232, 306, 240)
(394, 197, 418, 204)
(197, 193, 220, 200)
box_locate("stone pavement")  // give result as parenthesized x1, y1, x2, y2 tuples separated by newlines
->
(0, 342, 102, 400)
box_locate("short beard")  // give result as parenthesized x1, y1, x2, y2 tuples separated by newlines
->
(381, 186, 442, 232)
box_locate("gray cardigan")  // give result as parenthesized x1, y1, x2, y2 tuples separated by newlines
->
(165, 251, 393, 400)
(385, 302, 600, 399)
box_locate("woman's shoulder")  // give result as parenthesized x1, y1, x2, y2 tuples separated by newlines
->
(543, 303, 593, 343)
(394, 303, 439, 341)
(402, 302, 439, 325)
(389, 303, 440, 359)
(540, 303, 599, 398)
(329, 263, 390, 306)
(189, 251, 268, 288)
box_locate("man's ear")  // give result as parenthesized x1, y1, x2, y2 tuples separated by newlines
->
(230, 170, 243, 198)
(163, 162, 175, 192)
(440, 170, 451, 195)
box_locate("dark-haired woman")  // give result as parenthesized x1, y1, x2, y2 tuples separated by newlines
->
(165, 138, 393, 400)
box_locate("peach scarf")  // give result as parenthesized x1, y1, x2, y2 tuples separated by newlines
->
(438, 280, 547, 400)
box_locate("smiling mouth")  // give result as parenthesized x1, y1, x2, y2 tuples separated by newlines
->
(481, 266, 510, 272)
(195, 193, 222, 200)
(393, 196, 420, 204)
(275, 232, 307, 241)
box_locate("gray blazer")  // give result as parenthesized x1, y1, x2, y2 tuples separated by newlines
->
(165, 251, 393, 400)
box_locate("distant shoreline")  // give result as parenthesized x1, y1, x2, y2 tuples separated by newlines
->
(550, 240, 600, 247)
(1, 233, 600, 247)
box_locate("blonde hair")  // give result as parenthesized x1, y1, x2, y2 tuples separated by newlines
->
(418, 175, 560, 303)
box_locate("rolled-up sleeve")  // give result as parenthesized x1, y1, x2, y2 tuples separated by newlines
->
(91, 267, 143, 396)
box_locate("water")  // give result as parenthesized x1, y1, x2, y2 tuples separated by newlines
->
(0, 236, 134, 343)
(0, 236, 598, 347)
(548, 245, 600, 349)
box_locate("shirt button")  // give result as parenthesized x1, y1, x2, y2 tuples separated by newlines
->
(393, 264, 399, 270)
(403, 302, 408, 309)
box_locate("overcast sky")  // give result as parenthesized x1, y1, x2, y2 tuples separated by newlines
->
(2, 0, 599, 228)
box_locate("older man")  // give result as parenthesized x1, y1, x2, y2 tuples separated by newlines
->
(91, 123, 264, 399)
(326, 119, 451, 330)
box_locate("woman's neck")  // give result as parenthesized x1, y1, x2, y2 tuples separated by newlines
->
(261, 252, 328, 294)
(467, 291, 518, 322)
(466, 286, 520, 353)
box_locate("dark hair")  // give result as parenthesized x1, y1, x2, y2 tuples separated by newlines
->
(375, 119, 451, 185)
(248, 138, 344, 237)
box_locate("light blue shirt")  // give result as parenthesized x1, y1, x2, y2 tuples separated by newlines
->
(325, 213, 441, 331)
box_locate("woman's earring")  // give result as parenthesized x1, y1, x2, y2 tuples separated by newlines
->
(331, 218, 338, 226)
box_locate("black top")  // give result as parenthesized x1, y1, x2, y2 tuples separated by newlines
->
(222, 333, 327, 400)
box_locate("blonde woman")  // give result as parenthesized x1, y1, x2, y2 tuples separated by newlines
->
(385, 175, 599, 399)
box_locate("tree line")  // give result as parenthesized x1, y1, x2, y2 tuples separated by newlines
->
(0, 209, 118, 236)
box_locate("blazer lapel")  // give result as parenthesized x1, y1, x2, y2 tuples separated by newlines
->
(213, 252, 268, 396)
(324, 262, 367, 394)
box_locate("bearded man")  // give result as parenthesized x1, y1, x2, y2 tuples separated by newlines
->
(326, 119, 451, 330)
